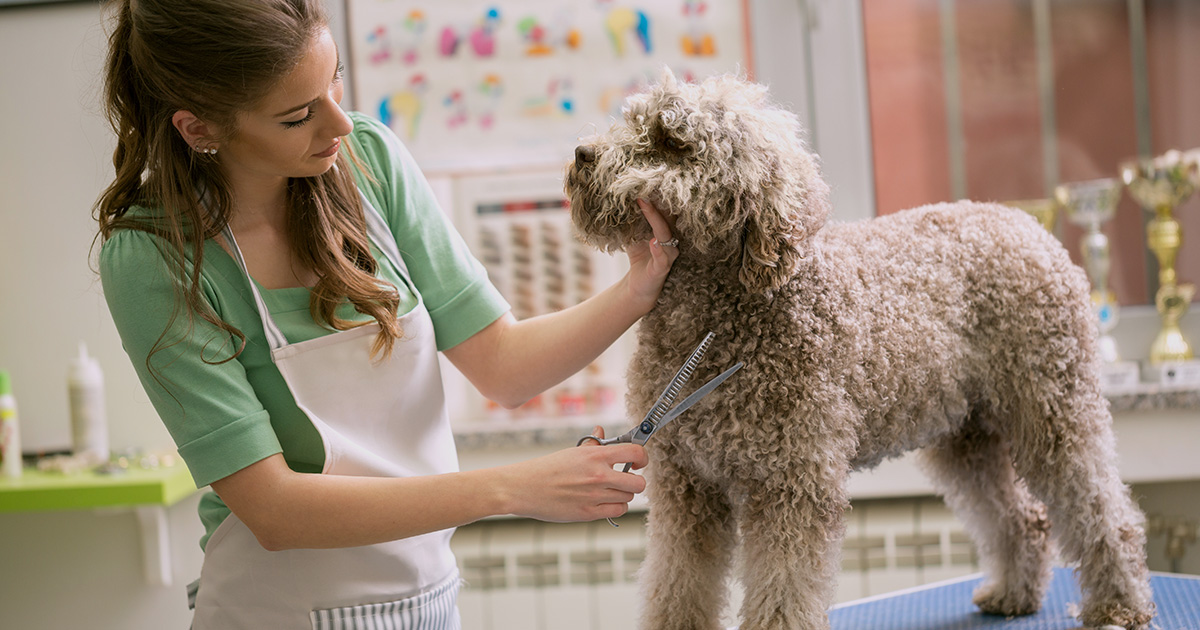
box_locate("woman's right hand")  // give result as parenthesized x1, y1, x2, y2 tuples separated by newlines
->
(495, 426, 648, 523)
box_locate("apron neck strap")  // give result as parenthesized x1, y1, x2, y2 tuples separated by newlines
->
(221, 189, 413, 352)
(358, 190, 411, 282)
(221, 225, 289, 349)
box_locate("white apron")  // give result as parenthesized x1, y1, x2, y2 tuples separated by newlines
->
(191, 192, 462, 630)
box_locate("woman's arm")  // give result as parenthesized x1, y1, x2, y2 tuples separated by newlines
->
(213, 432, 646, 551)
(444, 200, 678, 408)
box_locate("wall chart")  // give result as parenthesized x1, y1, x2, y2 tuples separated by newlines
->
(347, 0, 752, 172)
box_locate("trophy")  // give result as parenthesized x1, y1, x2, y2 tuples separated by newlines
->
(1006, 198, 1058, 233)
(1120, 150, 1200, 384)
(1054, 179, 1140, 389)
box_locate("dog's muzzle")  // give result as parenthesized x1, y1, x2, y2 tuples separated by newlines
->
(575, 144, 596, 166)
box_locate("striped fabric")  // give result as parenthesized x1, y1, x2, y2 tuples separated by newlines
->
(309, 574, 462, 630)
(186, 578, 199, 611)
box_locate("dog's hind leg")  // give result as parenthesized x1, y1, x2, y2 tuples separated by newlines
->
(639, 459, 737, 630)
(1007, 389, 1154, 630)
(918, 419, 1053, 617)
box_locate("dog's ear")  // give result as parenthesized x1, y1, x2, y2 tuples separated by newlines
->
(739, 196, 804, 294)
(738, 154, 830, 294)
(660, 66, 679, 91)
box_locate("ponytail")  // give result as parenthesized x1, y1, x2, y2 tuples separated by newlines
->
(96, 0, 148, 232)
(93, 0, 404, 382)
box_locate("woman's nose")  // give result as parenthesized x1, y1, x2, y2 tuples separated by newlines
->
(575, 144, 596, 165)
(329, 103, 354, 138)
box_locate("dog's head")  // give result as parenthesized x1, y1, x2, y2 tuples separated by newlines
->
(565, 69, 830, 293)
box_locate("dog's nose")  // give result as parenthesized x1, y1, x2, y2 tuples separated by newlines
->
(575, 144, 596, 165)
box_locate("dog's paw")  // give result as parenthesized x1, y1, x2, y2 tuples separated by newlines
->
(972, 581, 1042, 617)
(1079, 599, 1155, 630)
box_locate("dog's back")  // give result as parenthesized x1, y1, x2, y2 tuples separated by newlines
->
(813, 201, 1098, 467)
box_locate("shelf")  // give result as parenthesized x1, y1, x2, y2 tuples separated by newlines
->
(452, 385, 1200, 453)
(0, 460, 196, 513)
(455, 392, 1200, 507)
(0, 461, 198, 587)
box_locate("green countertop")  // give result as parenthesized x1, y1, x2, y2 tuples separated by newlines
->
(0, 461, 197, 513)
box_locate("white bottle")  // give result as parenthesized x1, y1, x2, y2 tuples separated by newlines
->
(0, 370, 21, 478)
(68, 342, 109, 465)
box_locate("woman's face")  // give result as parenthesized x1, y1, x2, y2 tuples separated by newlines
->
(219, 28, 353, 184)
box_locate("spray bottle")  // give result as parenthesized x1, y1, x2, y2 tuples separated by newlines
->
(68, 342, 109, 465)
(0, 370, 21, 478)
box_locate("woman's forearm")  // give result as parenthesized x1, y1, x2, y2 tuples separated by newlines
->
(447, 273, 653, 408)
(214, 447, 647, 551)
(498, 274, 651, 401)
(446, 200, 678, 408)
(249, 465, 506, 550)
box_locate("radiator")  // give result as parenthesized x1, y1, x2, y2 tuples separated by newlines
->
(450, 496, 981, 630)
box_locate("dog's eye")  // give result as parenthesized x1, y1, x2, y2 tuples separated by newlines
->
(664, 137, 688, 152)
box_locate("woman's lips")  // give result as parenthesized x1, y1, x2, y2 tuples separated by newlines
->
(314, 138, 340, 158)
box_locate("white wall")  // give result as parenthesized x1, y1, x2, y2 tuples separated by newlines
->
(0, 5, 204, 629)
(749, 0, 876, 222)
(0, 2, 169, 455)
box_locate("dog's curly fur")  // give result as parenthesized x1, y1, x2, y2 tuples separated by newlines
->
(565, 70, 1155, 630)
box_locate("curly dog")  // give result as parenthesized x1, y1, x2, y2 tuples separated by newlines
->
(564, 70, 1154, 630)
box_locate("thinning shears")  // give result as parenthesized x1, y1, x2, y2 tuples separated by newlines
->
(578, 332, 743, 525)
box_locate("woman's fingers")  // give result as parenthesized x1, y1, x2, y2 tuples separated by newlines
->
(636, 199, 677, 273)
(578, 425, 606, 446)
(599, 443, 649, 475)
(507, 443, 648, 523)
(638, 199, 674, 246)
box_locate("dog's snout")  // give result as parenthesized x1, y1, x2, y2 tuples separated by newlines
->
(575, 144, 596, 165)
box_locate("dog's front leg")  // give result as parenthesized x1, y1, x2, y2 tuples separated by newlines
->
(639, 456, 737, 630)
(736, 466, 849, 630)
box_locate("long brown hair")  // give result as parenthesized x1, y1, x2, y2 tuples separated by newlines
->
(95, 0, 401, 372)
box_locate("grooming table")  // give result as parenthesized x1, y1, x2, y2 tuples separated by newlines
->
(828, 568, 1200, 629)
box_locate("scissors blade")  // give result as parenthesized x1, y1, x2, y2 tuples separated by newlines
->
(631, 361, 743, 446)
(640, 332, 716, 431)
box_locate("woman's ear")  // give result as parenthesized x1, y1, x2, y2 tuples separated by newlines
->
(171, 110, 215, 151)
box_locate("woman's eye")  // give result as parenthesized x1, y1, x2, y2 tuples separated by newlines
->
(283, 110, 315, 129)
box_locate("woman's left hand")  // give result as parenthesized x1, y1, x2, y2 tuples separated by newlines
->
(624, 199, 678, 313)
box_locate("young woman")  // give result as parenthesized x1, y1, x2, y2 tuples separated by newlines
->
(94, 0, 677, 627)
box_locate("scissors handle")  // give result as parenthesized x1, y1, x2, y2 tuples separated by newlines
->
(575, 429, 640, 526)
(575, 434, 624, 447)
(573, 332, 739, 529)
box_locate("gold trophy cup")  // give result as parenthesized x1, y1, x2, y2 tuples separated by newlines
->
(1120, 150, 1200, 381)
(1006, 198, 1058, 233)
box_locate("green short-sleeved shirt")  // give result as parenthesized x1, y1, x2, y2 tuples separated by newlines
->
(99, 113, 509, 550)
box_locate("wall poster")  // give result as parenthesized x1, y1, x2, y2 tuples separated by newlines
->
(346, 0, 752, 173)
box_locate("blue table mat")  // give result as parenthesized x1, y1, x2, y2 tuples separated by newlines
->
(828, 568, 1200, 629)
